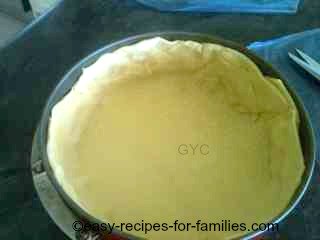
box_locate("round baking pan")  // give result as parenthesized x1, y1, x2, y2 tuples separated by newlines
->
(35, 32, 316, 240)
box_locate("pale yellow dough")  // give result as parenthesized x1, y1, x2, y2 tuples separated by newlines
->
(47, 37, 305, 239)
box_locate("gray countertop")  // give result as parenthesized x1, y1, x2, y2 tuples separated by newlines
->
(0, 0, 319, 239)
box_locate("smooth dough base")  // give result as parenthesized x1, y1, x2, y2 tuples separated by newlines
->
(47, 38, 305, 240)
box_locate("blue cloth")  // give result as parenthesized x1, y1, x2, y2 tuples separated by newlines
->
(249, 29, 320, 239)
(136, 0, 301, 13)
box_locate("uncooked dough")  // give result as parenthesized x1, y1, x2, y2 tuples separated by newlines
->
(47, 37, 305, 239)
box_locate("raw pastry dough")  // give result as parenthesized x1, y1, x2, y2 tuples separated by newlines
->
(47, 37, 305, 239)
